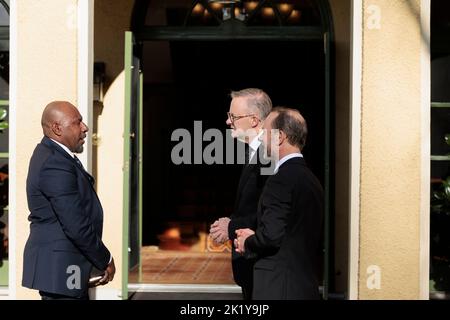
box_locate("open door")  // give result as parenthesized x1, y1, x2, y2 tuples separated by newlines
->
(323, 31, 331, 300)
(122, 31, 143, 298)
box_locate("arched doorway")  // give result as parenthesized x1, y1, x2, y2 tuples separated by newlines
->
(126, 0, 335, 298)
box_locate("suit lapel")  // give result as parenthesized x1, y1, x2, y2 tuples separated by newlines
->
(42, 136, 95, 186)
(73, 157, 96, 185)
(42, 136, 74, 162)
(234, 164, 253, 209)
(235, 146, 269, 205)
(237, 163, 254, 192)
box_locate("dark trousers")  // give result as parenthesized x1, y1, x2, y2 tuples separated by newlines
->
(232, 256, 255, 300)
(39, 291, 89, 300)
(241, 283, 253, 300)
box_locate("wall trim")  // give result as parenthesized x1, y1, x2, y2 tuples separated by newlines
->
(89, 287, 122, 300)
(419, 0, 431, 301)
(77, 0, 94, 171)
(0, 287, 9, 300)
(7, 0, 17, 300)
(348, 0, 363, 301)
(128, 284, 242, 294)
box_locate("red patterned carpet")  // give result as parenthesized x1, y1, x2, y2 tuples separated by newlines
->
(131, 246, 234, 284)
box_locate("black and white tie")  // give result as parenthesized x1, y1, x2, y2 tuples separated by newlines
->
(74, 155, 95, 185)
(74, 155, 84, 169)
(244, 144, 250, 165)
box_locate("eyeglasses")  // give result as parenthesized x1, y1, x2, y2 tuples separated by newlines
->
(227, 112, 260, 125)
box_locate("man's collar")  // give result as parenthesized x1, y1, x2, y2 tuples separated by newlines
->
(49, 138, 75, 158)
(274, 152, 303, 173)
(248, 130, 263, 152)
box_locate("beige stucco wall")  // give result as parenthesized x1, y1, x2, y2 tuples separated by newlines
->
(358, 0, 429, 299)
(11, 0, 430, 301)
(14, 0, 78, 299)
(94, 0, 135, 298)
(13, 0, 134, 299)
(94, 0, 134, 85)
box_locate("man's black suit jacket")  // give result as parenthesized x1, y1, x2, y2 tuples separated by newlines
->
(22, 137, 110, 298)
(228, 148, 268, 288)
(245, 157, 324, 300)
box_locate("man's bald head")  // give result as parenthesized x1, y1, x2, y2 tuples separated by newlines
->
(269, 107, 308, 150)
(41, 101, 88, 153)
(42, 101, 77, 134)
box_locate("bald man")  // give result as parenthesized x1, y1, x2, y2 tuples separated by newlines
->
(22, 101, 115, 300)
(235, 107, 324, 300)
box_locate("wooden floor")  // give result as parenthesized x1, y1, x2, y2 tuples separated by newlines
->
(130, 292, 242, 300)
(130, 246, 235, 284)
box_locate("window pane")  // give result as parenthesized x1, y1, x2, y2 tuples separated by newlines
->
(0, 0, 8, 287)
(431, 108, 450, 156)
(144, 0, 321, 27)
(0, 159, 7, 286)
(245, 0, 321, 26)
(146, 0, 203, 26)
(0, 104, 8, 153)
(0, 52, 8, 100)
(430, 1, 450, 295)
(0, 0, 8, 27)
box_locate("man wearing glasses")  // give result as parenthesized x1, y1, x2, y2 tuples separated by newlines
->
(209, 88, 272, 300)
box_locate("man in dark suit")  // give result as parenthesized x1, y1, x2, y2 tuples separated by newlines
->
(235, 107, 323, 300)
(22, 101, 115, 300)
(209, 88, 272, 300)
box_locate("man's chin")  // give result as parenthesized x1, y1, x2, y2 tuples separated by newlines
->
(75, 146, 84, 154)
(231, 130, 249, 143)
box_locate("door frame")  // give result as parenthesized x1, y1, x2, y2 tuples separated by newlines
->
(128, 0, 335, 298)
(123, 31, 144, 299)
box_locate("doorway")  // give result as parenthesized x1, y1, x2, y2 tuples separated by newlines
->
(128, 0, 334, 296)
(140, 39, 325, 283)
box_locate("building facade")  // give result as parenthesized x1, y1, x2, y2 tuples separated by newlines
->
(0, 0, 446, 300)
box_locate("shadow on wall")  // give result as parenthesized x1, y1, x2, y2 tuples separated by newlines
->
(405, 0, 430, 51)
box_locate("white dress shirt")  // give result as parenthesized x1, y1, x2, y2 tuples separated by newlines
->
(274, 152, 303, 174)
(248, 130, 264, 163)
(50, 138, 75, 158)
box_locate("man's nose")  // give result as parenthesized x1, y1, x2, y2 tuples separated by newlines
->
(82, 122, 89, 132)
(226, 118, 232, 126)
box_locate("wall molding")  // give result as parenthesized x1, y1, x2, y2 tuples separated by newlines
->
(348, 0, 363, 300)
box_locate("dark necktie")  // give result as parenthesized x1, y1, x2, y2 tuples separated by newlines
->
(74, 156, 95, 185)
(244, 144, 250, 165)
(74, 155, 84, 170)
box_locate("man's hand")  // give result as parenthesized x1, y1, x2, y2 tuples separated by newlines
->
(234, 228, 255, 254)
(99, 257, 116, 285)
(209, 217, 231, 245)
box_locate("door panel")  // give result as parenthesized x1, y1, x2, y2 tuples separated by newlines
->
(123, 31, 143, 298)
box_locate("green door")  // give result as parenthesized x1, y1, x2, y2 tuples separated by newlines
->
(122, 31, 143, 299)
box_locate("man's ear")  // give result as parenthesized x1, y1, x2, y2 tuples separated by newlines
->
(278, 130, 286, 146)
(51, 122, 62, 136)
